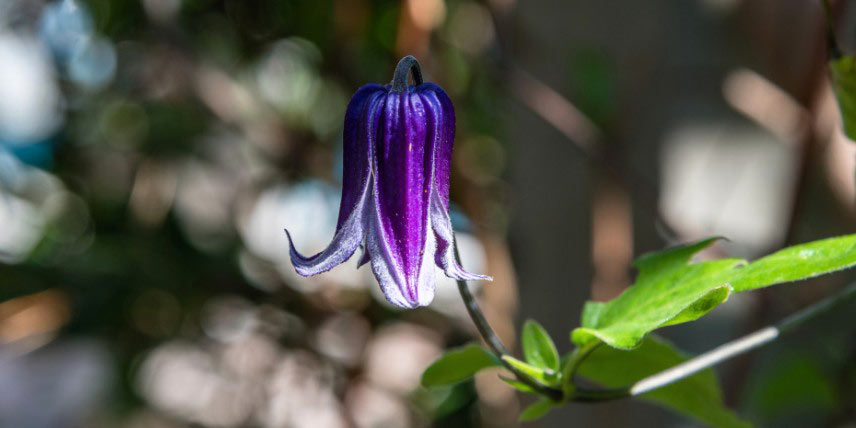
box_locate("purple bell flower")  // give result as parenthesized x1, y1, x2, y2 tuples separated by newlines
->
(286, 56, 492, 308)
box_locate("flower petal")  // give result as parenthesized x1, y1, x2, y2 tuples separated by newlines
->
(418, 84, 455, 209)
(370, 90, 436, 304)
(418, 85, 491, 282)
(337, 84, 386, 229)
(285, 172, 372, 276)
(356, 245, 370, 267)
(285, 85, 386, 277)
(365, 194, 436, 308)
(431, 185, 493, 282)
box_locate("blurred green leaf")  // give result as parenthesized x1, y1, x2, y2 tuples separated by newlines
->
(421, 344, 500, 387)
(522, 319, 560, 372)
(577, 336, 750, 428)
(499, 376, 538, 394)
(744, 353, 837, 424)
(411, 382, 477, 421)
(518, 399, 555, 422)
(829, 55, 856, 141)
(572, 235, 856, 350)
(502, 355, 558, 387)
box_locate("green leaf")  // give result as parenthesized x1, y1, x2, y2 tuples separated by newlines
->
(421, 344, 501, 387)
(411, 382, 476, 420)
(661, 285, 732, 327)
(519, 399, 555, 422)
(577, 335, 751, 428)
(522, 319, 560, 372)
(572, 238, 742, 349)
(502, 355, 559, 387)
(572, 234, 856, 350)
(729, 235, 856, 292)
(499, 376, 538, 394)
(829, 55, 856, 141)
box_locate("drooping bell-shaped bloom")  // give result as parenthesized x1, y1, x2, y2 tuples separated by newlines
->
(286, 56, 491, 308)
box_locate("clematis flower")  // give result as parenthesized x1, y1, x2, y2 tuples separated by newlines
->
(286, 56, 491, 308)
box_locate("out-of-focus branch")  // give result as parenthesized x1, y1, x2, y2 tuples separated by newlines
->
(508, 68, 603, 154)
(505, 65, 678, 242)
(483, 3, 679, 243)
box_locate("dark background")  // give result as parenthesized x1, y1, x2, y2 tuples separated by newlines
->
(0, 0, 854, 427)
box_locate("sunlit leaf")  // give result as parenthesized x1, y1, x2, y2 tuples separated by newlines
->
(502, 355, 558, 387)
(729, 235, 856, 292)
(661, 285, 731, 327)
(572, 234, 856, 350)
(421, 344, 500, 387)
(577, 335, 750, 428)
(499, 376, 537, 394)
(572, 238, 741, 349)
(522, 319, 560, 372)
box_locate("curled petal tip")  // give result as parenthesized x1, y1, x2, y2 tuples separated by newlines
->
(460, 272, 493, 282)
(283, 228, 312, 277)
(429, 187, 492, 284)
(445, 262, 493, 282)
(284, 165, 372, 278)
(284, 222, 364, 278)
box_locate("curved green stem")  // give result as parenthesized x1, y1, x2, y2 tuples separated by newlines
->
(390, 55, 424, 92)
(452, 239, 563, 402)
(561, 340, 600, 396)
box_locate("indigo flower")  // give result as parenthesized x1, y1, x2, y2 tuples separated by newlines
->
(286, 56, 491, 308)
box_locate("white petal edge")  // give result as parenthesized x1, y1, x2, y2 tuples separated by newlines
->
(285, 174, 371, 276)
(365, 180, 437, 308)
(430, 187, 493, 282)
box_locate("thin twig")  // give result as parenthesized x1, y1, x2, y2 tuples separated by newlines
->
(777, 282, 856, 332)
(573, 282, 856, 400)
(630, 327, 778, 396)
(452, 239, 564, 401)
(561, 341, 631, 400)
(508, 68, 602, 153)
(504, 65, 679, 243)
(483, 3, 679, 243)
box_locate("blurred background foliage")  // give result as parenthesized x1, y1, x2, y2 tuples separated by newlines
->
(0, 0, 854, 427)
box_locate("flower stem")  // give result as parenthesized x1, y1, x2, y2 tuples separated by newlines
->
(452, 240, 563, 401)
(560, 340, 600, 396)
(573, 281, 856, 401)
(391, 55, 424, 92)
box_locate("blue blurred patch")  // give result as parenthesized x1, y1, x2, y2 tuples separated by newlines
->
(39, 0, 94, 63)
(449, 205, 474, 233)
(0, 138, 56, 169)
